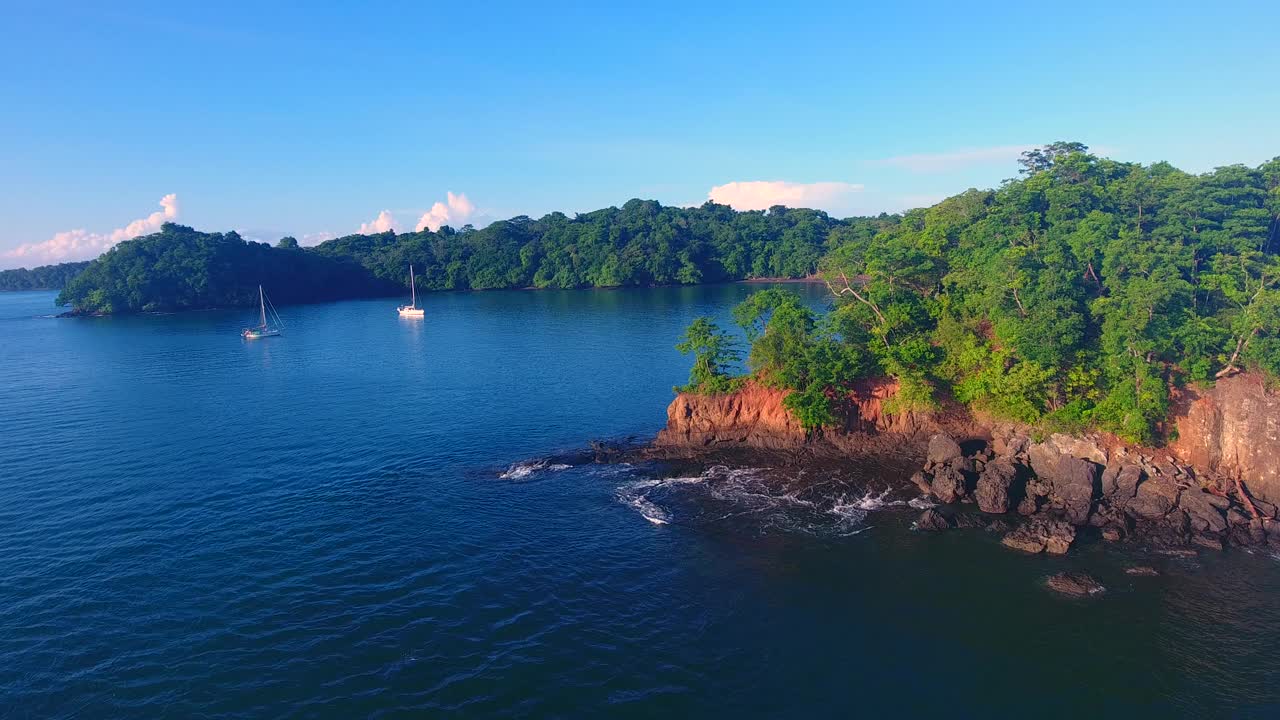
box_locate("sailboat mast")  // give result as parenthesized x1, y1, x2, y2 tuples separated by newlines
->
(410, 265, 417, 308)
(259, 285, 267, 327)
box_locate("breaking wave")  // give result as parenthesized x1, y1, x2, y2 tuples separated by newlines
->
(614, 465, 920, 537)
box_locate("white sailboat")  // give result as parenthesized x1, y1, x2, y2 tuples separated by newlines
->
(398, 265, 425, 318)
(242, 285, 283, 339)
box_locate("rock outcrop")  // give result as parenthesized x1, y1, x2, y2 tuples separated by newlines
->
(1001, 517, 1076, 554)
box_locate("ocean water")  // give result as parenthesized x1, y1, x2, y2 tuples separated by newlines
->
(1, 286, 1278, 719)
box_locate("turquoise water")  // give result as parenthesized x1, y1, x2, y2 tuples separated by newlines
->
(2, 286, 1279, 719)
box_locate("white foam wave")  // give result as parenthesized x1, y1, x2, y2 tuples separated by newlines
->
(847, 487, 906, 511)
(498, 459, 572, 480)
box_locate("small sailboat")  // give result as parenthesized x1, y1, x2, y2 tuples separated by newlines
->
(242, 285, 283, 339)
(398, 265, 425, 318)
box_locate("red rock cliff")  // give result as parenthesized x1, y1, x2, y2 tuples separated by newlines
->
(655, 382, 805, 450)
(1171, 373, 1280, 505)
(654, 378, 964, 453)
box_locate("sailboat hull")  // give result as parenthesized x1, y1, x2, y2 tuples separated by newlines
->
(397, 306, 425, 318)
(242, 328, 281, 339)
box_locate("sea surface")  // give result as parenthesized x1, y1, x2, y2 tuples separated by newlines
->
(2, 285, 1278, 719)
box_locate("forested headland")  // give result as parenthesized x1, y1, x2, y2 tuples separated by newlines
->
(0, 261, 90, 291)
(675, 143, 1280, 444)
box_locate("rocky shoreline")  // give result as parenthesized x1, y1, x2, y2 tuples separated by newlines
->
(907, 428, 1277, 556)
(648, 373, 1280, 564)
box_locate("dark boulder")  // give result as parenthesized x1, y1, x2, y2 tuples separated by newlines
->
(909, 471, 933, 496)
(1101, 464, 1142, 499)
(1026, 478, 1051, 500)
(1115, 465, 1143, 499)
(930, 465, 966, 504)
(1178, 490, 1228, 534)
(975, 459, 1018, 514)
(916, 508, 951, 531)
(1125, 477, 1180, 520)
(1052, 456, 1099, 526)
(1016, 495, 1040, 516)
(1046, 572, 1105, 596)
(926, 433, 964, 467)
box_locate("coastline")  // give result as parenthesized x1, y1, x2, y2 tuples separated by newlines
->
(647, 376, 1280, 566)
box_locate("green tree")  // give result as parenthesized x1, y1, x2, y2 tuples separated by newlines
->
(675, 317, 741, 393)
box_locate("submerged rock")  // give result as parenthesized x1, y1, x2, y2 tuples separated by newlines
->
(1046, 572, 1106, 596)
(1001, 517, 1076, 555)
(916, 508, 951, 531)
(1125, 566, 1160, 576)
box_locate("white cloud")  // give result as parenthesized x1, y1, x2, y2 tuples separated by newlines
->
(706, 181, 864, 212)
(358, 209, 396, 235)
(416, 191, 475, 232)
(1, 194, 179, 268)
(301, 231, 336, 246)
(875, 145, 1036, 174)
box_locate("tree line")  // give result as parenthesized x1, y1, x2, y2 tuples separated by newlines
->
(54, 201, 882, 313)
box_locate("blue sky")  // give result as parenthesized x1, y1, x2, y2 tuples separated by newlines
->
(2, 0, 1277, 267)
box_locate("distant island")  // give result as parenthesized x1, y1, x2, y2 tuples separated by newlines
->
(0, 261, 90, 291)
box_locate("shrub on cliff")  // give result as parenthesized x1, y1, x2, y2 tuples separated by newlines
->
(674, 317, 742, 394)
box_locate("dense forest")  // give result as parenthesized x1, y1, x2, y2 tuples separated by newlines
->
(0, 261, 90, 291)
(56, 201, 880, 313)
(676, 143, 1280, 445)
